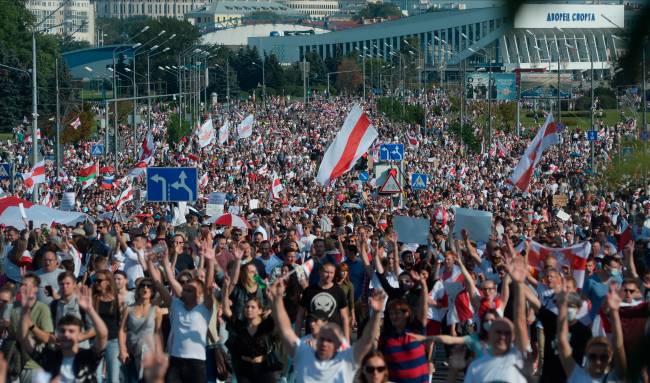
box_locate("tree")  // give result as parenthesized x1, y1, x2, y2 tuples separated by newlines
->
(231, 46, 262, 91)
(166, 113, 192, 146)
(265, 54, 285, 90)
(336, 58, 362, 94)
(0, 1, 74, 132)
(60, 104, 94, 143)
(305, 52, 327, 86)
(353, 3, 402, 21)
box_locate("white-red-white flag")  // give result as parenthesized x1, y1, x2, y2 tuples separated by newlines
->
(516, 240, 591, 289)
(70, 117, 81, 130)
(316, 104, 378, 186)
(407, 133, 419, 148)
(196, 117, 215, 148)
(270, 177, 283, 200)
(41, 191, 54, 208)
(199, 173, 209, 190)
(237, 114, 254, 139)
(22, 160, 46, 188)
(115, 184, 134, 209)
(218, 120, 229, 145)
(128, 161, 148, 178)
(138, 131, 155, 161)
(509, 114, 562, 190)
(617, 219, 633, 251)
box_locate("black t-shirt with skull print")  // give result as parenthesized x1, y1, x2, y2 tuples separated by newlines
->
(300, 284, 348, 328)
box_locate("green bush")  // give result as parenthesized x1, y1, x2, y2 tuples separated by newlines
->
(166, 113, 192, 146)
(377, 97, 424, 125)
(448, 122, 480, 153)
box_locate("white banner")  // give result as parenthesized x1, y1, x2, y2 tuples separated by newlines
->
(514, 4, 624, 29)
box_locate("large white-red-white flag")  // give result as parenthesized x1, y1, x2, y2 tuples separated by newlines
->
(316, 104, 378, 186)
(509, 114, 562, 190)
(70, 116, 81, 130)
(237, 114, 254, 139)
(138, 131, 155, 161)
(270, 177, 283, 200)
(115, 184, 134, 209)
(517, 240, 591, 289)
(22, 160, 46, 188)
(196, 117, 215, 148)
(218, 120, 229, 145)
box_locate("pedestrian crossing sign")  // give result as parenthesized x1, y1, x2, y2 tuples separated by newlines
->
(379, 173, 402, 194)
(411, 173, 427, 190)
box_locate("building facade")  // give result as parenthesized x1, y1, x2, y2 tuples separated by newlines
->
(94, 0, 208, 19)
(281, 0, 339, 19)
(186, 1, 297, 30)
(26, 0, 96, 44)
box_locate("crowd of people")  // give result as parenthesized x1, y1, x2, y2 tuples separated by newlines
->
(0, 88, 648, 383)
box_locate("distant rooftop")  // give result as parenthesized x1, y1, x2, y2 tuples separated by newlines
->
(187, 1, 296, 16)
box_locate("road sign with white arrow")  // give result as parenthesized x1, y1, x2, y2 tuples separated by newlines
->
(379, 144, 404, 161)
(146, 167, 198, 202)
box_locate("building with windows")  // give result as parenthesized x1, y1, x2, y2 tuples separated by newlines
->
(186, 1, 298, 31)
(94, 0, 208, 19)
(249, 2, 636, 81)
(26, 0, 96, 44)
(281, 0, 339, 20)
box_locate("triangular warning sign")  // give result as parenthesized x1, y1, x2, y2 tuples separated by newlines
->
(413, 175, 426, 189)
(0, 166, 8, 178)
(379, 173, 402, 194)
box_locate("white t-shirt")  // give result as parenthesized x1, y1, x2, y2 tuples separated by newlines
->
(568, 365, 620, 383)
(169, 297, 212, 360)
(464, 347, 527, 383)
(118, 247, 145, 289)
(293, 338, 357, 383)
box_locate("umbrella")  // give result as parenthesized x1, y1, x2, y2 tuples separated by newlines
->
(205, 213, 251, 229)
(251, 207, 272, 216)
(342, 203, 362, 210)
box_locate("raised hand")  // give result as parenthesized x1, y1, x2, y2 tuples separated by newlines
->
(461, 229, 469, 241)
(509, 256, 528, 284)
(267, 279, 285, 302)
(368, 289, 387, 313)
(76, 285, 93, 312)
(405, 332, 429, 343)
(605, 283, 621, 312)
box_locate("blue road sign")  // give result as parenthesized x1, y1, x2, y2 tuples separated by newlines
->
(586, 130, 598, 141)
(0, 164, 11, 181)
(147, 167, 198, 202)
(641, 130, 649, 141)
(358, 171, 369, 182)
(379, 144, 404, 161)
(411, 173, 427, 190)
(91, 144, 104, 157)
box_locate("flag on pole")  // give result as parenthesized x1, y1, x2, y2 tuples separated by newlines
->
(270, 177, 283, 200)
(138, 131, 155, 161)
(22, 160, 46, 188)
(128, 161, 148, 178)
(199, 173, 209, 190)
(101, 175, 115, 190)
(41, 191, 54, 208)
(407, 133, 419, 148)
(78, 163, 97, 189)
(237, 114, 254, 139)
(196, 117, 215, 148)
(316, 104, 378, 186)
(115, 184, 134, 209)
(219, 120, 229, 145)
(509, 114, 561, 190)
(70, 116, 81, 130)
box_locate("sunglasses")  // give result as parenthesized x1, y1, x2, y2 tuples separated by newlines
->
(364, 365, 387, 374)
(587, 353, 609, 362)
(623, 289, 638, 294)
(139, 283, 154, 289)
(178, 278, 191, 284)
(96, 278, 109, 283)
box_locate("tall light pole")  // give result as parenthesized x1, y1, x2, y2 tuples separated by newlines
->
(252, 59, 266, 107)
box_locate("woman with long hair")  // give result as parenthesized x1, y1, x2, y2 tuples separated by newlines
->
(358, 349, 390, 383)
(229, 262, 267, 321)
(222, 276, 277, 383)
(118, 277, 163, 383)
(93, 270, 123, 383)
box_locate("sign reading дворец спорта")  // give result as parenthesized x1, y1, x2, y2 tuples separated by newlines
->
(514, 4, 624, 29)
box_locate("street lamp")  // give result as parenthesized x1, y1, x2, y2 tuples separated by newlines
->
(251, 60, 266, 106)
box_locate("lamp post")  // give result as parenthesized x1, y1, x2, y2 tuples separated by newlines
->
(84, 66, 112, 160)
(147, 42, 173, 129)
(252, 59, 266, 107)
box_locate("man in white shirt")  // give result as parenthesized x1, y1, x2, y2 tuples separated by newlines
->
(113, 226, 146, 289)
(248, 215, 268, 240)
(257, 240, 282, 276)
(268, 278, 385, 383)
(151, 239, 215, 383)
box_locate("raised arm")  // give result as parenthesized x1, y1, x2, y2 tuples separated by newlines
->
(604, 284, 626, 378)
(353, 290, 386, 364)
(510, 257, 530, 355)
(18, 283, 39, 355)
(149, 256, 172, 307)
(268, 279, 299, 356)
(202, 239, 216, 310)
(623, 241, 639, 281)
(461, 229, 482, 265)
(410, 270, 429, 327)
(454, 254, 479, 311)
(555, 284, 576, 377)
(77, 285, 108, 355)
(221, 275, 233, 319)
(160, 249, 182, 298)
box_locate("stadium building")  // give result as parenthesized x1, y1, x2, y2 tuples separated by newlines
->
(248, 3, 637, 80)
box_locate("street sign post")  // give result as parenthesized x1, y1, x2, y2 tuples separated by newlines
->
(358, 171, 369, 182)
(411, 173, 427, 190)
(379, 144, 404, 161)
(379, 169, 402, 194)
(586, 130, 598, 141)
(146, 167, 198, 202)
(0, 164, 12, 181)
(91, 144, 104, 157)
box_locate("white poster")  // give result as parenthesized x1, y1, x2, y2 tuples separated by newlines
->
(514, 4, 623, 29)
(60, 192, 76, 211)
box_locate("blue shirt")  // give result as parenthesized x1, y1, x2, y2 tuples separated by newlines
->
(344, 257, 366, 301)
